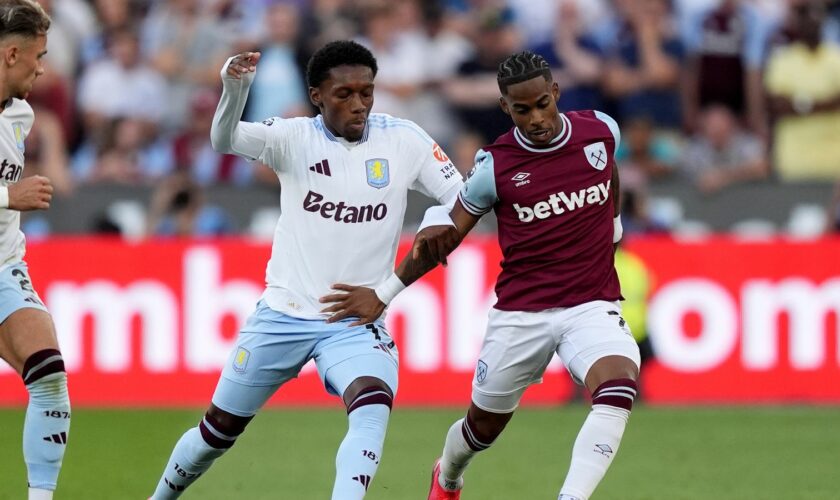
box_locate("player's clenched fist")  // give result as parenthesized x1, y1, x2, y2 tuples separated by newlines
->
(223, 51, 261, 80)
(9, 175, 52, 211)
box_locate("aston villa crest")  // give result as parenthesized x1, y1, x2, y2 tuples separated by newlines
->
(365, 158, 390, 189)
(12, 122, 25, 153)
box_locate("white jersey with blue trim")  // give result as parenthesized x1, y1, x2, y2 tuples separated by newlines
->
(260, 114, 461, 318)
(210, 58, 462, 318)
(0, 99, 34, 271)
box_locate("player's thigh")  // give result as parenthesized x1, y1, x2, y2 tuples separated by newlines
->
(0, 263, 54, 374)
(471, 308, 557, 413)
(556, 300, 641, 388)
(314, 322, 399, 398)
(213, 302, 320, 416)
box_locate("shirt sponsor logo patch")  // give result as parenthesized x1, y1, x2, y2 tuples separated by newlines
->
(432, 142, 449, 162)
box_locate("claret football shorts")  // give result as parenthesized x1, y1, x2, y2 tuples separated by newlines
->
(471, 300, 640, 413)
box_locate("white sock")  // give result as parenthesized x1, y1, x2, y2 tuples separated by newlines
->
(28, 488, 53, 500)
(438, 417, 485, 490)
(558, 405, 630, 500)
(331, 403, 390, 500)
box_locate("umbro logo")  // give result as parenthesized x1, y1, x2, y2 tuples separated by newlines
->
(511, 172, 530, 187)
(309, 159, 332, 176)
(353, 474, 372, 490)
(594, 443, 613, 457)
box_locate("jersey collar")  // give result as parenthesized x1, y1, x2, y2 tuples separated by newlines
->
(315, 115, 370, 145)
(513, 113, 572, 153)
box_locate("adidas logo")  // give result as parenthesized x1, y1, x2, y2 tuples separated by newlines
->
(309, 159, 332, 176)
(352, 474, 372, 490)
(165, 478, 185, 492)
(43, 431, 67, 444)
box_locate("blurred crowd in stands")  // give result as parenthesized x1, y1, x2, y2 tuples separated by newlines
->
(20, 0, 840, 238)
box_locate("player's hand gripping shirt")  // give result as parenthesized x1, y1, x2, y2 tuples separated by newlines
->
(212, 58, 462, 319)
(459, 110, 623, 311)
(0, 99, 34, 271)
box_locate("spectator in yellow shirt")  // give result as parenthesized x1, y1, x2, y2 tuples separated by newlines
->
(765, 0, 840, 181)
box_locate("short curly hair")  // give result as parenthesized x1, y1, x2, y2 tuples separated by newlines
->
(497, 51, 552, 95)
(306, 40, 378, 88)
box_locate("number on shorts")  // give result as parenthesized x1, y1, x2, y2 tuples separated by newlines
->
(365, 324, 382, 341)
(11, 268, 42, 305)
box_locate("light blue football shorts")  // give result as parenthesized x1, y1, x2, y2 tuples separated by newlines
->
(0, 262, 48, 324)
(212, 300, 399, 417)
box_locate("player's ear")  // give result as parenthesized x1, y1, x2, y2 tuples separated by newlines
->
(499, 96, 511, 116)
(309, 87, 322, 109)
(551, 80, 560, 101)
(4, 44, 18, 66)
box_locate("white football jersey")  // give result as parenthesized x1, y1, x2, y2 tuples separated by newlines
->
(0, 99, 33, 271)
(253, 114, 462, 318)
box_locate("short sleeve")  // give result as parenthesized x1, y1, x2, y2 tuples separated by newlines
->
(407, 125, 464, 204)
(594, 110, 621, 155)
(458, 149, 498, 215)
(235, 117, 298, 172)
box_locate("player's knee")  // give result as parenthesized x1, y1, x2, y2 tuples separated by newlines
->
(585, 355, 639, 393)
(344, 382, 393, 414)
(201, 405, 253, 449)
(23, 349, 69, 406)
(591, 378, 638, 413)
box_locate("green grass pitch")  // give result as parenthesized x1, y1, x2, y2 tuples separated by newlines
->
(0, 406, 837, 499)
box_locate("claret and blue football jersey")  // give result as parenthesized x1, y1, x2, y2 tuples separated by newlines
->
(459, 110, 623, 311)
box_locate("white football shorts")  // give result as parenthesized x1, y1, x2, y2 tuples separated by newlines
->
(471, 300, 640, 413)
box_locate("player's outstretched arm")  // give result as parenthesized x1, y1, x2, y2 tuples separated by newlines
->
(210, 51, 267, 158)
(320, 201, 480, 325)
(1, 175, 53, 211)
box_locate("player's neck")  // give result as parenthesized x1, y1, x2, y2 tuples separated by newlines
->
(0, 78, 11, 108)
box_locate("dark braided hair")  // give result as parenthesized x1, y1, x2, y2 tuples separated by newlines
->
(306, 40, 378, 88)
(497, 51, 552, 95)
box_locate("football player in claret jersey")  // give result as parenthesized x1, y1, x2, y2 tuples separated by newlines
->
(0, 2, 69, 500)
(324, 51, 640, 500)
(149, 41, 463, 499)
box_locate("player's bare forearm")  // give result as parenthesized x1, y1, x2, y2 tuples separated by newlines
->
(396, 200, 481, 286)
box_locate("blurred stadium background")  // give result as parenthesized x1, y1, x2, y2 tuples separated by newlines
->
(2, 0, 840, 498)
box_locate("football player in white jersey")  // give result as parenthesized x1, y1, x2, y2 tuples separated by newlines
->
(0, 2, 70, 500)
(150, 41, 463, 499)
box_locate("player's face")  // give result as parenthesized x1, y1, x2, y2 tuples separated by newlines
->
(499, 76, 561, 146)
(3, 34, 47, 100)
(310, 65, 374, 142)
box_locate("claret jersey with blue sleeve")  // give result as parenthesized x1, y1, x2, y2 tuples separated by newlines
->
(459, 110, 623, 312)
